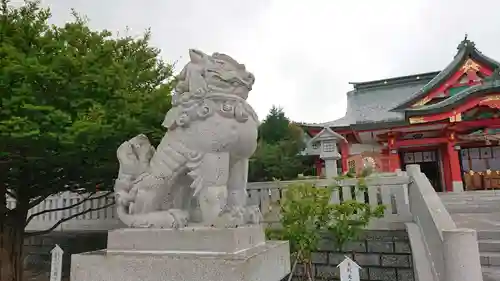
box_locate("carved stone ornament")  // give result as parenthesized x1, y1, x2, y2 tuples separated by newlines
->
(113, 49, 262, 229)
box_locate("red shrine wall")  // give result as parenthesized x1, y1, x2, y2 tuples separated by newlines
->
(345, 151, 394, 175)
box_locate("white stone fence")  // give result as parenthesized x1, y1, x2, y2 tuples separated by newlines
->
(247, 175, 411, 226)
(405, 164, 483, 281)
(6, 192, 123, 232)
(7, 175, 412, 232)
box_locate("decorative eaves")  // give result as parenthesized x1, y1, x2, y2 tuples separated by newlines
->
(391, 37, 500, 112)
(405, 68, 500, 116)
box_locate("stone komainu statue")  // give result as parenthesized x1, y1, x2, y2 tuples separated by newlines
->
(114, 49, 262, 228)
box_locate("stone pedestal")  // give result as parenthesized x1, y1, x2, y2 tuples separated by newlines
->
(323, 157, 339, 178)
(70, 225, 290, 281)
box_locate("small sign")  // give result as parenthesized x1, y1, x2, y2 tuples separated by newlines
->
(337, 256, 361, 281)
(50, 244, 64, 281)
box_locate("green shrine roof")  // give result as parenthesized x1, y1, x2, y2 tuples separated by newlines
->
(311, 37, 500, 130)
(391, 38, 500, 111)
(405, 71, 500, 117)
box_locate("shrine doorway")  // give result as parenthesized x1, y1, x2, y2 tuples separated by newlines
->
(402, 150, 443, 192)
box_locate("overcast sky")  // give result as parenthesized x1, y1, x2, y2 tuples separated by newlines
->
(30, 0, 500, 124)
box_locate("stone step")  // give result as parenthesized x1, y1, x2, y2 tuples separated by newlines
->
(481, 252, 500, 266)
(478, 231, 500, 241)
(479, 240, 500, 252)
(441, 198, 500, 204)
(440, 192, 500, 197)
(441, 199, 500, 205)
(482, 266, 500, 281)
(445, 206, 500, 214)
(441, 197, 500, 203)
(441, 196, 500, 213)
(439, 190, 500, 196)
(450, 213, 500, 230)
(440, 190, 500, 194)
(440, 195, 500, 203)
(439, 192, 500, 200)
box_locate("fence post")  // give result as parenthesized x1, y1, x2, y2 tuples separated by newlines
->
(405, 164, 421, 176)
(442, 228, 483, 281)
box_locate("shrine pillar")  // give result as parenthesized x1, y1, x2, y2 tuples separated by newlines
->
(314, 157, 323, 177)
(441, 145, 452, 192)
(445, 132, 464, 192)
(387, 134, 401, 172)
(388, 149, 401, 172)
(340, 141, 349, 174)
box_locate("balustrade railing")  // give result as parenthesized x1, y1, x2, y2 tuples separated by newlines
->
(247, 175, 411, 226)
(7, 174, 411, 232)
(7, 192, 122, 232)
(406, 164, 483, 281)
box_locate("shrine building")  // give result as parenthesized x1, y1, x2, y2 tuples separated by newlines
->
(302, 37, 500, 192)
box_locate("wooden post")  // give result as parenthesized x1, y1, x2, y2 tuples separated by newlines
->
(315, 157, 323, 177)
(446, 131, 464, 192)
(340, 141, 349, 174)
(50, 244, 64, 281)
(387, 134, 401, 172)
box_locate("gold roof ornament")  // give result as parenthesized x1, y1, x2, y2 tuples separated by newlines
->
(461, 59, 481, 73)
(409, 117, 425, 124)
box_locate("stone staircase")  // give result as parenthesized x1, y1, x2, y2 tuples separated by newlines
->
(440, 191, 500, 281)
(478, 231, 500, 281)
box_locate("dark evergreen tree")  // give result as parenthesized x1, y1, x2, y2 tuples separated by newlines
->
(249, 106, 307, 182)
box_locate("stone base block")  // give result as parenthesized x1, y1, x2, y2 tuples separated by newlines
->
(71, 225, 290, 281)
(107, 224, 265, 253)
(71, 241, 290, 281)
(452, 180, 464, 192)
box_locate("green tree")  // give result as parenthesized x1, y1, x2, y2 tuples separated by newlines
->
(258, 105, 293, 144)
(0, 1, 174, 280)
(248, 141, 305, 182)
(249, 106, 307, 182)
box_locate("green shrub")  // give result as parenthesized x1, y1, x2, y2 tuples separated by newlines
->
(266, 177, 386, 281)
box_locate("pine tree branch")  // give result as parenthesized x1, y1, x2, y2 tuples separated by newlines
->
(27, 182, 89, 208)
(24, 200, 115, 237)
(27, 182, 99, 209)
(27, 194, 52, 209)
(5, 190, 16, 199)
(25, 191, 113, 226)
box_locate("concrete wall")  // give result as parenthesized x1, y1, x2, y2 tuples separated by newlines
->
(284, 230, 414, 281)
(23, 232, 107, 280)
(23, 230, 413, 281)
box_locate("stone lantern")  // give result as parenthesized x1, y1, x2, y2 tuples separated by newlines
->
(307, 127, 347, 179)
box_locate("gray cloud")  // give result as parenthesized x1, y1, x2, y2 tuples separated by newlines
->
(22, 0, 500, 123)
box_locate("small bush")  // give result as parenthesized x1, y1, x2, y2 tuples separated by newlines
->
(267, 177, 385, 281)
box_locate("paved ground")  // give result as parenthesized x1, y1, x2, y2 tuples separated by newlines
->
(483, 266, 500, 281)
(440, 191, 500, 281)
(439, 190, 500, 229)
(451, 212, 500, 230)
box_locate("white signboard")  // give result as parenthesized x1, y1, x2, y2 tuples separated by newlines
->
(50, 244, 64, 281)
(337, 256, 361, 281)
